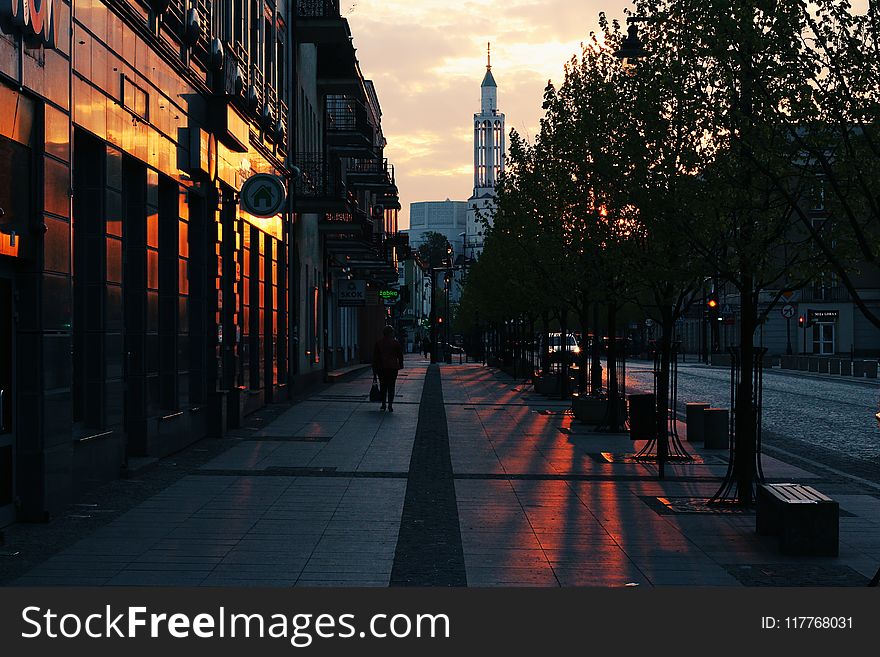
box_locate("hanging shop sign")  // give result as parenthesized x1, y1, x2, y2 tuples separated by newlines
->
(337, 280, 366, 307)
(378, 288, 400, 306)
(1, 0, 57, 48)
(240, 173, 286, 217)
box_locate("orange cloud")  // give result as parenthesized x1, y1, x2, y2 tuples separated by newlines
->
(347, 1, 632, 227)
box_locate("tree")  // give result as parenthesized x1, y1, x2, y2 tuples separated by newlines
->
(417, 231, 453, 269)
(624, 0, 828, 503)
(749, 0, 880, 328)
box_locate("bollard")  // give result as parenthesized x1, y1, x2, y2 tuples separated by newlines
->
(840, 360, 852, 376)
(866, 361, 878, 379)
(829, 358, 841, 375)
(685, 403, 710, 443)
(628, 393, 656, 441)
(703, 408, 730, 450)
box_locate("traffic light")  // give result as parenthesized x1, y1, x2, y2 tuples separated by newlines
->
(438, 316, 444, 324)
(707, 296, 718, 309)
(798, 315, 805, 328)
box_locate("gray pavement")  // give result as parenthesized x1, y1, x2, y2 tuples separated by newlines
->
(2, 355, 878, 587)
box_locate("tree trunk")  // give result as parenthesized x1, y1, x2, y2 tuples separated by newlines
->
(606, 302, 622, 431)
(591, 301, 603, 396)
(541, 311, 550, 375)
(529, 315, 536, 380)
(578, 311, 590, 395)
(560, 308, 569, 400)
(656, 307, 674, 480)
(735, 280, 758, 506)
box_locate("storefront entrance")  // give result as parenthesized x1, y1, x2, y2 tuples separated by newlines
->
(812, 322, 836, 355)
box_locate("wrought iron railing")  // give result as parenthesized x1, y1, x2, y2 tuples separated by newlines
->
(326, 96, 373, 140)
(347, 157, 391, 182)
(276, 98, 289, 148)
(293, 153, 344, 199)
(297, 0, 341, 18)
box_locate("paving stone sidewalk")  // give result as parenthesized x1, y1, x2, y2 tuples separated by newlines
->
(3, 356, 878, 587)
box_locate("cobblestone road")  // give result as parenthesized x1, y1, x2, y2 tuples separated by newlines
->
(627, 362, 880, 461)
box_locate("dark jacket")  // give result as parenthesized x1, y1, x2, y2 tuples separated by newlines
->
(373, 336, 404, 372)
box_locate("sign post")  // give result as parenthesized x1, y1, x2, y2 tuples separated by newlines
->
(781, 303, 796, 355)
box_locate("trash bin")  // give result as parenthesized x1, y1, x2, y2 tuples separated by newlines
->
(703, 408, 730, 449)
(685, 402, 710, 443)
(628, 393, 655, 441)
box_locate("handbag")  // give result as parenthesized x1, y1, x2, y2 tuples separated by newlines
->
(369, 374, 382, 402)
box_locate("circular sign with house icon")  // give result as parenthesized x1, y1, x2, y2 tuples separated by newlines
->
(240, 173, 286, 217)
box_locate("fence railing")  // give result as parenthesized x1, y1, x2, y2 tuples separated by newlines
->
(293, 153, 344, 199)
(297, 0, 341, 18)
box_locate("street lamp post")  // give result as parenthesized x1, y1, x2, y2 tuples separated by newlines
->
(444, 270, 452, 363)
(426, 275, 437, 364)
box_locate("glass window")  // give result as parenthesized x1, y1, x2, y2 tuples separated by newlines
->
(106, 238, 123, 283)
(44, 106, 70, 163)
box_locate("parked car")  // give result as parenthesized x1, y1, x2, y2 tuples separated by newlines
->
(539, 333, 581, 364)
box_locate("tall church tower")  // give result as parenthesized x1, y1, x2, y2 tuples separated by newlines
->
(466, 44, 505, 259)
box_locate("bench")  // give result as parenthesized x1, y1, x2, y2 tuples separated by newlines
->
(756, 483, 839, 556)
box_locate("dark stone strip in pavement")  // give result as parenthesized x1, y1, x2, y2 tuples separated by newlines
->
(390, 365, 467, 587)
(193, 469, 721, 482)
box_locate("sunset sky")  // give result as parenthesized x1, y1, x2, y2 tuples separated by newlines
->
(346, 0, 631, 228)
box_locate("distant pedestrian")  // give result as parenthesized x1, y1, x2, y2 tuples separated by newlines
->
(422, 337, 431, 360)
(373, 325, 404, 412)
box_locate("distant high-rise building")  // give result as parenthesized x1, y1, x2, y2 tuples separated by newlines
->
(406, 200, 469, 255)
(466, 43, 505, 259)
(404, 199, 468, 303)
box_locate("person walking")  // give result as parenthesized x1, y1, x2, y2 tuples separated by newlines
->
(373, 325, 404, 412)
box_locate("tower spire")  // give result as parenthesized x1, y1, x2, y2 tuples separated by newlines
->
(487, 42, 491, 70)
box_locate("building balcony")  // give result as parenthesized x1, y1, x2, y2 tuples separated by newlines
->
(799, 286, 851, 303)
(293, 153, 347, 214)
(326, 96, 376, 156)
(295, 1, 349, 45)
(346, 157, 394, 191)
(376, 172, 401, 211)
(319, 209, 373, 236)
